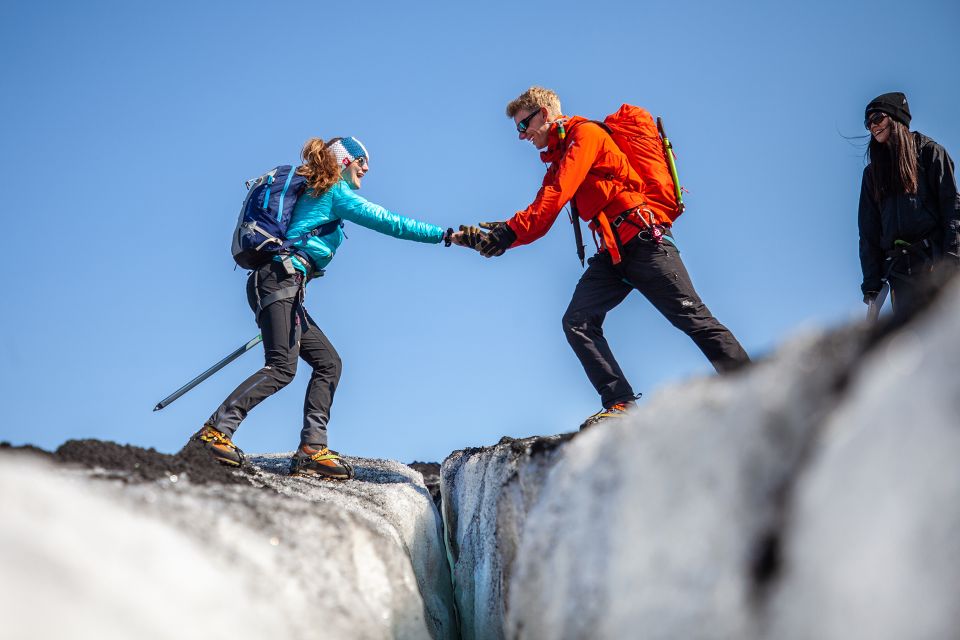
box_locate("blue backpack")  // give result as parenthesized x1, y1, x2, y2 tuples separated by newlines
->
(231, 165, 340, 270)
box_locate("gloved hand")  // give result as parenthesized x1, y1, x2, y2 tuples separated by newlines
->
(477, 221, 517, 258)
(863, 292, 878, 305)
(442, 227, 455, 247)
(454, 225, 488, 250)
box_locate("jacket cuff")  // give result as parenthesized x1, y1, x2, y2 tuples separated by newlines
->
(505, 219, 522, 244)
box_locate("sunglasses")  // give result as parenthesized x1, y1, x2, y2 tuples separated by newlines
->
(516, 108, 542, 133)
(865, 111, 888, 129)
(354, 156, 369, 169)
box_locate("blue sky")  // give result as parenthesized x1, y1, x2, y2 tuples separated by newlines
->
(1, 0, 957, 463)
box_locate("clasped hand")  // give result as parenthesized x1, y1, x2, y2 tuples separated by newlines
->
(449, 222, 516, 257)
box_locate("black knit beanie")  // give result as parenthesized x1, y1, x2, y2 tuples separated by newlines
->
(865, 92, 911, 127)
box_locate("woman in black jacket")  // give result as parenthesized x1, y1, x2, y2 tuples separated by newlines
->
(859, 92, 960, 319)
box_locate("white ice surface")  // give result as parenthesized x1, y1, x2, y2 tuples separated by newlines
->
(441, 278, 960, 640)
(763, 281, 960, 640)
(440, 436, 569, 640)
(0, 453, 456, 640)
(0, 455, 286, 640)
(503, 327, 860, 640)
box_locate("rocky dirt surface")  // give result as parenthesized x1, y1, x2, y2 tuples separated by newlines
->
(1, 438, 253, 484)
(408, 461, 441, 506)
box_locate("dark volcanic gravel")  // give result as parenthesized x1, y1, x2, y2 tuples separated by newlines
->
(0, 441, 55, 460)
(1, 438, 253, 485)
(408, 461, 441, 507)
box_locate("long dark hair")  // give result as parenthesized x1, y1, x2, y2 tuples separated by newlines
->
(867, 118, 918, 203)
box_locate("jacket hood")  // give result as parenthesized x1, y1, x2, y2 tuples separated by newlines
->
(539, 115, 589, 163)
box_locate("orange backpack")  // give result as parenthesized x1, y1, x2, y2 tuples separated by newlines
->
(598, 104, 684, 222)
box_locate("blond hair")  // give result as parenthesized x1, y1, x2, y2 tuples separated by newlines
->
(505, 86, 562, 119)
(296, 137, 342, 196)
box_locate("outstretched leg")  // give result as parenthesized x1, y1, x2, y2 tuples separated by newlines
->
(206, 263, 302, 437)
(622, 240, 749, 372)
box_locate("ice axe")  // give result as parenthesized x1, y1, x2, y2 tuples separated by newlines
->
(866, 280, 890, 323)
(153, 334, 263, 411)
(657, 117, 685, 216)
(866, 242, 909, 323)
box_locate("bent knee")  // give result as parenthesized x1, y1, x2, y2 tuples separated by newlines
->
(315, 350, 342, 381)
(268, 362, 298, 387)
(561, 311, 578, 335)
(562, 309, 595, 337)
(330, 352, 343, 380)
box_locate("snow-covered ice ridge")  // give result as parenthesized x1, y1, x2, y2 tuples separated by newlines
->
(442, 277, 960, 640)
(0, 454, 457, 640)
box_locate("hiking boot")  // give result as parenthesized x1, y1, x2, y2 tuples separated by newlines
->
(290, 445, 354, 480)
(192, 424, 244, 467)
(579, 401, 635, 431)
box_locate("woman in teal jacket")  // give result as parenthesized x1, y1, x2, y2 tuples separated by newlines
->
(194, 136, 452, 479)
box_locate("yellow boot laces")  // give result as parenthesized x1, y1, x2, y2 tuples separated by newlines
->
(199, 426, 237, 450)
(308, 447, 341, 462)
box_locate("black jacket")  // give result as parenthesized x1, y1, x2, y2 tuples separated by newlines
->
(858, 132, 960, 295)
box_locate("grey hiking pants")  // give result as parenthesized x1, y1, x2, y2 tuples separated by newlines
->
(562, 234, 750, 408)
(207, 260, 341, 447)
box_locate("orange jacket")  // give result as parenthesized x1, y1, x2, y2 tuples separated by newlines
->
(505, 116, 671, 263)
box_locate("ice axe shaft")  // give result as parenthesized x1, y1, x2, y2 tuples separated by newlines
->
(657, 117, 685, 215)
(866, 280, 890, 323)
(153, 334, 263, 411)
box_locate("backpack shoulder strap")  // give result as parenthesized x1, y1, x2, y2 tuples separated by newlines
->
(556, 119, 606, 148)
(281, 218, 343, 251)
(590, 119, 612, 134)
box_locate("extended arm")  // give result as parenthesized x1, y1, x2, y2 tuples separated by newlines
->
(335, 184, 445, 244)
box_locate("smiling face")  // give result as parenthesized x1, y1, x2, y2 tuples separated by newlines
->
(515, 107, 551, 150)
(343, 156, 368, 189)
(867, 111, 892, 144)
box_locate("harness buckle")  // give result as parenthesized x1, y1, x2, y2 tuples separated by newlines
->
(611, 208, 640, 229)
(614, 208, 665, 245)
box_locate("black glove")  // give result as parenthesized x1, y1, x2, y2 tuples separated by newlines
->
(457, 225, 488, 250)
(477, 221, 516, 258)
(442, 227, 455, 247)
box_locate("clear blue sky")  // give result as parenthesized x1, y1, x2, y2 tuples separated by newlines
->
(1, 0, 957, 462)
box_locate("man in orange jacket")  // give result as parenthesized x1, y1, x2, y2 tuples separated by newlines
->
(459, 86, 749, 429)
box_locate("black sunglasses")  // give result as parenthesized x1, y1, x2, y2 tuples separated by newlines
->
(516, 108, 542, 133)
(865, 111, 888, 129)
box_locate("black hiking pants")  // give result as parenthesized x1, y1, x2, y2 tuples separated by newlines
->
(886, 245, 939, 323)
(207, 260, 341, 448)
(889, 272, 927, 322)
(562, 235, 749, 408)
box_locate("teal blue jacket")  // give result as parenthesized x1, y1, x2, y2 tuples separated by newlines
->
(285, 179, 445, 274)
